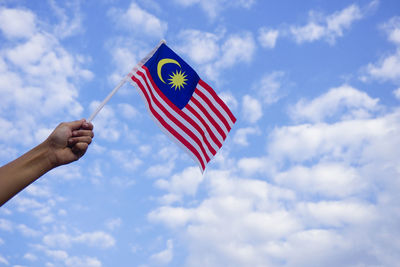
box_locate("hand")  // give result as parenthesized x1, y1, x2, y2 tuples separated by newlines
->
(45, 119, 94, 167)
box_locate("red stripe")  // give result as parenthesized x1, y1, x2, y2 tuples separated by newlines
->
(136, 70, 211, 162)
(186, 104, 222, 149)
(199, 79, 237, 123)
(195, 88, 231, 132)
(191, 95, 227, 140)
(140, 67, 217, 155)
(131, 74, 206, 170)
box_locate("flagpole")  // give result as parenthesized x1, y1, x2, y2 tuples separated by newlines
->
(87, 75, 129, 122)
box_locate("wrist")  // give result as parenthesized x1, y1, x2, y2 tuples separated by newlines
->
(40, 139, 59, 170)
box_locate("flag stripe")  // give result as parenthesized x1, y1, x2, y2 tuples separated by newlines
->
(131, 73, 207, 170)
(191, 95, 228, 139)
(184, 104, 223, 148)
(139, 67, 218, 156)
(198, 79, 237, 124)
(196, 82, 235, 128)
(194, 88, 231, 132)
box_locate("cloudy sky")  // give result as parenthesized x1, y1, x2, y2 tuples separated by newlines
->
(1, 0, 400, 266)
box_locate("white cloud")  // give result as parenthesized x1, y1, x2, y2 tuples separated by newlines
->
(109, 2, 167, 38)
(17, 224, 41, 237)
(65, 256, 102, 267)
(290, 85, 380, 122)
(253, 71, 286, 105)
(216, 32, 255, 69)
(44, 249, 102, 267)
(382, 16, 400, 45)
(362, 16, 400, 83)
(394, 88, 400, 99)
(237, 157, 276, 176)
(279, 230, 350, 267)
(177, 30, 255, 82)
(0, 218, 13, 232)
(110, 175, 136, 188)
(0, 254, 9, 265)
(110, 149, 143, 171)
(75, 231, 116, 249)
(233, 127, 261, 146)
(174, 0, 255, 19)
(275, 163, 365, 197)
(268, 114, 395, 164)
(290, 4, 363, 44)
(258, 27, 279, 49)
(296, 200, 376, 227)
(145, 162, 175, 178)
(25, 184, 52, 198)
(242, 95, 262, 124)
(155, 166, 204, 203)
(365, 50, 400, 83)
(43, 233, 72, 248)
(45, 249, 68, 261)
(291, 22, 325, 43)
(0, 7, 36, 39)
(23, 253, 37, 261)
(150, 239, 174, 265)
(149, 206, 191, 228)
(117, 103, 139, 119)
(49, 0, 84, 39)
(43, 231, 115, 249)
(105, 218, 122, 231)
(177, 29, 220, 64)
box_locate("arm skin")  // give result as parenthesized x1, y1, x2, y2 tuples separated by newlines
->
(0, 119, 94, 207)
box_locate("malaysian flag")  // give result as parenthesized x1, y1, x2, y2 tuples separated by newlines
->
(129, 41, 236, 172)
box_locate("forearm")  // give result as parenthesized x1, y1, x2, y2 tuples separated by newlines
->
(0, 141, 54, 206)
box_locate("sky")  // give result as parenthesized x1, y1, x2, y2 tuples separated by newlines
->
(0, 0, 400, 266)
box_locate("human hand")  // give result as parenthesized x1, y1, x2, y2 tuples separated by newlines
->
(45, 119, 94, 167)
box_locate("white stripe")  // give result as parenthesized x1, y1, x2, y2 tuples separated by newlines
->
(197, 83, 235, 127)
(136, 67, 214, 160)
(131, 78, 204, 172)
(192, 92, 229, 136)
(185, 101, 225, 144)
(132, 71, 209, 166)
(181, 105, 220, 152)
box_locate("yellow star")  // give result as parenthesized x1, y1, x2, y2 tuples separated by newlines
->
(168, 69, 188, 91)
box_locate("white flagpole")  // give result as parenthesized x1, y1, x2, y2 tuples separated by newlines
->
(87, 75, 129, 122)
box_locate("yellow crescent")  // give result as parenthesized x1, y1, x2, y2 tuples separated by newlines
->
(157, 58, 181, 84)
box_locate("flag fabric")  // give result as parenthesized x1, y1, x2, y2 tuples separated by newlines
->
(129, 41, 236, 172)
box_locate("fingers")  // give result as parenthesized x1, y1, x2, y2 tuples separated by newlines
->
(68, 136, 93, 146)
(72, 129, 94, 138)
(81, 121, 94, 130)
(65, 119, 85, 131)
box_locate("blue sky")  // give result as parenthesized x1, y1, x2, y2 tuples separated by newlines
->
(1, 0, 400, 266)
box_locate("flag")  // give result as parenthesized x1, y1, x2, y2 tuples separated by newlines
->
(129, 41, 236, 172)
